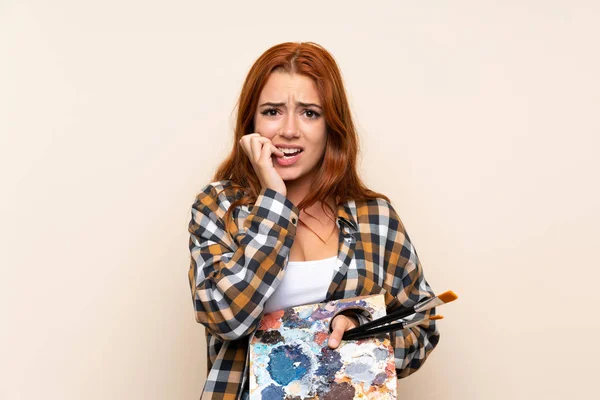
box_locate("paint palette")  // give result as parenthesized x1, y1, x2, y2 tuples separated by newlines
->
(249, 294, 397, 399)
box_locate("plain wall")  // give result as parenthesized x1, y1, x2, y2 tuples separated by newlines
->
(2, 1, 599, 399)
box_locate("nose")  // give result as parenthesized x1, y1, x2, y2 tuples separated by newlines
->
(280, 114, 300, 139)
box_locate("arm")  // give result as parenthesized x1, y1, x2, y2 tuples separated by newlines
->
(187, 183, 299, 341)
(384, 202, 440, 378)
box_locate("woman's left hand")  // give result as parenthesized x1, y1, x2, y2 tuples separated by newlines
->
(327, 314, 360, 349)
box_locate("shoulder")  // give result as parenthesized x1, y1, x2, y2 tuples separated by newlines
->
(195, 180, 244, 204)
(353, 196, 402, 221)
(351, 196, 406, 233)
(191, 180, 246, 216)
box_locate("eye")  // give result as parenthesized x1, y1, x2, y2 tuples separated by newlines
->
(304, 109, 321, 119)
(260, 108, 279, 117)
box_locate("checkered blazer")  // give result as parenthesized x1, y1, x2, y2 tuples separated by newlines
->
(188, 180, 440, 400)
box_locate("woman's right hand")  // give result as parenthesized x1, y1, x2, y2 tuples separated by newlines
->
(239, 133, 287, 196)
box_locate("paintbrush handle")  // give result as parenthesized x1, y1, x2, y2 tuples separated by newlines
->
(344, 316, 434, 341)
(343, 320, 407, 340)
(344, 294, 444, 337)
(343, 306, 414, 336)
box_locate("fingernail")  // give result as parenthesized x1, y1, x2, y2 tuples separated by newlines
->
(328, 338, 337, 347)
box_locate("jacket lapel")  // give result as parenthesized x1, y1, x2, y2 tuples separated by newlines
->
(326, 201, 358, 300)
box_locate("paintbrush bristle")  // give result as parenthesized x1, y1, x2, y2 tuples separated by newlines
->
(437, 290, 458, 303)
(429, 315, 444, 320)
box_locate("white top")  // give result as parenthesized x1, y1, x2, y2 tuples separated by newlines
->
(263, 255, 338, 314)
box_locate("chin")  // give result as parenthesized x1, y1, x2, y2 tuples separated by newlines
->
(280, 173, 301, 182)
(276, 169, 302, 182)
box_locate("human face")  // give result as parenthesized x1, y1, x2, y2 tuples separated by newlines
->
(254, 71, 327, 183)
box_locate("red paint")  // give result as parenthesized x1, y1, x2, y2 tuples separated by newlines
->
(259, 310, 284, 330)
(385, 360, 396, 376)
(314, 331, 328, 345)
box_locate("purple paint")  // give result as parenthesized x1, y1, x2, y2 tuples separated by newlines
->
(335, 300, 368, 312)
(373, 372, 388, 386)
(310, 307, 334, 320)
(315, 347, 342, 382)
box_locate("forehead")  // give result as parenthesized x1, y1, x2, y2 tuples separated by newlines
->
(258, 72, 321, 103)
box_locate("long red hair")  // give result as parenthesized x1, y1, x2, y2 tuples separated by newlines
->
(212, 41, 389, 222)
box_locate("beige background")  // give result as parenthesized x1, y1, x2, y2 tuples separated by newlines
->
(2, 1, 599, 399)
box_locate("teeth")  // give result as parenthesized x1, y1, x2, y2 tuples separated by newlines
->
(277, 147, 302, 155)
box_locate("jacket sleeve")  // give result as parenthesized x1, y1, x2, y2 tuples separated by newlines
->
(384, 202, 440, 379)
(187, 183, 299, 341)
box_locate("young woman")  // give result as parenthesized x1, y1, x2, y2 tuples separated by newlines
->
(188, 42, 440, 400)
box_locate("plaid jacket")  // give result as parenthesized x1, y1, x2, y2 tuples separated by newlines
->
(188, 180, 440, 400)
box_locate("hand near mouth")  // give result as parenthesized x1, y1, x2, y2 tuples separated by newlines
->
(239, 133, 287, 196)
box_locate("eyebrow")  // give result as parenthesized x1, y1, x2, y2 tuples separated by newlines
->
(259, 101, 323, 110)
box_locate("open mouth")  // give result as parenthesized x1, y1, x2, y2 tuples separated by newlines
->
(282, 150, 303, 159)
(277, 148, 304, 159)
(274, 147, 304, 166)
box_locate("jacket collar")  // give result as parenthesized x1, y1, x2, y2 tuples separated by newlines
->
(336, 200, 358, 233)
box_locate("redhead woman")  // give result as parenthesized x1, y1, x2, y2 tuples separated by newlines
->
(187, 42, 440, 400)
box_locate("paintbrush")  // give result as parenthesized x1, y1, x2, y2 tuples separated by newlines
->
(342, 290, 457, 338)
(343, 315, 443, 341)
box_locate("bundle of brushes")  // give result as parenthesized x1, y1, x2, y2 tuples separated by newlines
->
(342, 290, 458, 341)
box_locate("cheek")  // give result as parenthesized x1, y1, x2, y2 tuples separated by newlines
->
(313, 129, 328, 153)
(254, 116, 279, 138)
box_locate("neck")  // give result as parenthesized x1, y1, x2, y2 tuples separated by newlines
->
(285, 174, 313, 207)
(284, 172, 336, 218)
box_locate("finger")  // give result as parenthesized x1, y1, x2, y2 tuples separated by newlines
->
(259, 143, 274, 165)
(239, 133, 260, 145)
(261, 143, 283, 163)
(242, 132, 261, 141)
(327, 316, 351, 349)
(269, 142, 284, 157)
(239, 134, 256, 156)
(256, 137, 283, 157)
(239, 138, 250, 158)
(254, 137, 284, 162)
(252, 137, 275, 163)
(239, 133, 261, 151)
(250, 136, 263, 162)
(260, 143, 283, 165)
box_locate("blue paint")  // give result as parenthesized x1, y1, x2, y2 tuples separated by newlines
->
(315, 347, 343, 382)
(282, 308, 313, 329)
(345, 360, 377, 384)
(267, 345, 311, 386)
(253, 343, 270, 354)
(261, 383, 285, 400)
(373, 347, 389, 362)
(298, 307, 313, 319)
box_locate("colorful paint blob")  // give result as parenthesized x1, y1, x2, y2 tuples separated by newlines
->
(249, 294, 397, 399)
(267, 345, 312, 385)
